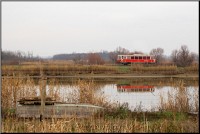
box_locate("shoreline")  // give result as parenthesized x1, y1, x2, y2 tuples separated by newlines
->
(1, 73, 199, 78)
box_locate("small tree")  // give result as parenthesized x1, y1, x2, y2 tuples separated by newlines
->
(150, 48, 164, 64)
(171, 49, 179, 64)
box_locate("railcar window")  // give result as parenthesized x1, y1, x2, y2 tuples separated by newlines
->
(131, 56, 134, 59)
(139, 56, 142, 59)
(147, 56, 150, 59)
(143, 56, 147, 59)
(135, 56, 138, 59)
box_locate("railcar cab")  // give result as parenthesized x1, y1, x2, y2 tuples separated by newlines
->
(117, 55, 129, 65)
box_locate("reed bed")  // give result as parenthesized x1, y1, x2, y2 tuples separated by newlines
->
(2, 64, 118, 76)
(184, 64, 199, 72)
(131, 64, 177, 72)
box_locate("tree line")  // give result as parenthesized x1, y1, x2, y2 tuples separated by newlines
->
(1, 50, 41, 65)
(2, 45, 199, 67)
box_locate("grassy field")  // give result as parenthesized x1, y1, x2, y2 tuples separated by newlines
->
(1, 76, 199, 133)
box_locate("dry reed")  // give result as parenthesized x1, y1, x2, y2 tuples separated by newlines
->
(159, 80, 199, 113)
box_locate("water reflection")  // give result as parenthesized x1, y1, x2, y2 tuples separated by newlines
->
(99, 84, 198, 112)
(117, 84, 155, 93)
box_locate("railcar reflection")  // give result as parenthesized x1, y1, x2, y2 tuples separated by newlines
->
(117, 84, 155, 92)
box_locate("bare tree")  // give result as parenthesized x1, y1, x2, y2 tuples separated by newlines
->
(150, 48, 164, 64)
(87, 53, 105, 65)
(171, 45, 195, 67)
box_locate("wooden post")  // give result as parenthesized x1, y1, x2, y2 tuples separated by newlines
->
(40, 76, 46, 121)
(39, 62, 47, 121)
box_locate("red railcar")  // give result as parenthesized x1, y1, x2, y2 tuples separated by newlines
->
(116, 54, 156, 65)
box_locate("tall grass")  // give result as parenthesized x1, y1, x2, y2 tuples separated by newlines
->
(2, 115, 198, 133)
(159, 80, 199, 113)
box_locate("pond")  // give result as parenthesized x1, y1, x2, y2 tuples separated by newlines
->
(18, 77, 198, 112)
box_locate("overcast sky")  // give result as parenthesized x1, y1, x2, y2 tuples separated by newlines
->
(2, 1, 199, 57)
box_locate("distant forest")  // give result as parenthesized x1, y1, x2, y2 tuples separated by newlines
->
(1, 50, 41, 65)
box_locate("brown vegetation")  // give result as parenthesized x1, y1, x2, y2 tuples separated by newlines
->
(1, 63, 199, 76)
(1, 75, 199, 133)
(171, 45, 197, 67)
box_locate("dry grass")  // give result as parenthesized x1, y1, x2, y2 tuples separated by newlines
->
(3, 63, 198, 76)
(2, 64, 118, 76)
(185, 64, 199, 72)
(1, 116, 198, 133)
(1, 76, 61, 112)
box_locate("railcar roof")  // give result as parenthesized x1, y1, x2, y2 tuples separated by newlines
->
(117, 54, 153, 56)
